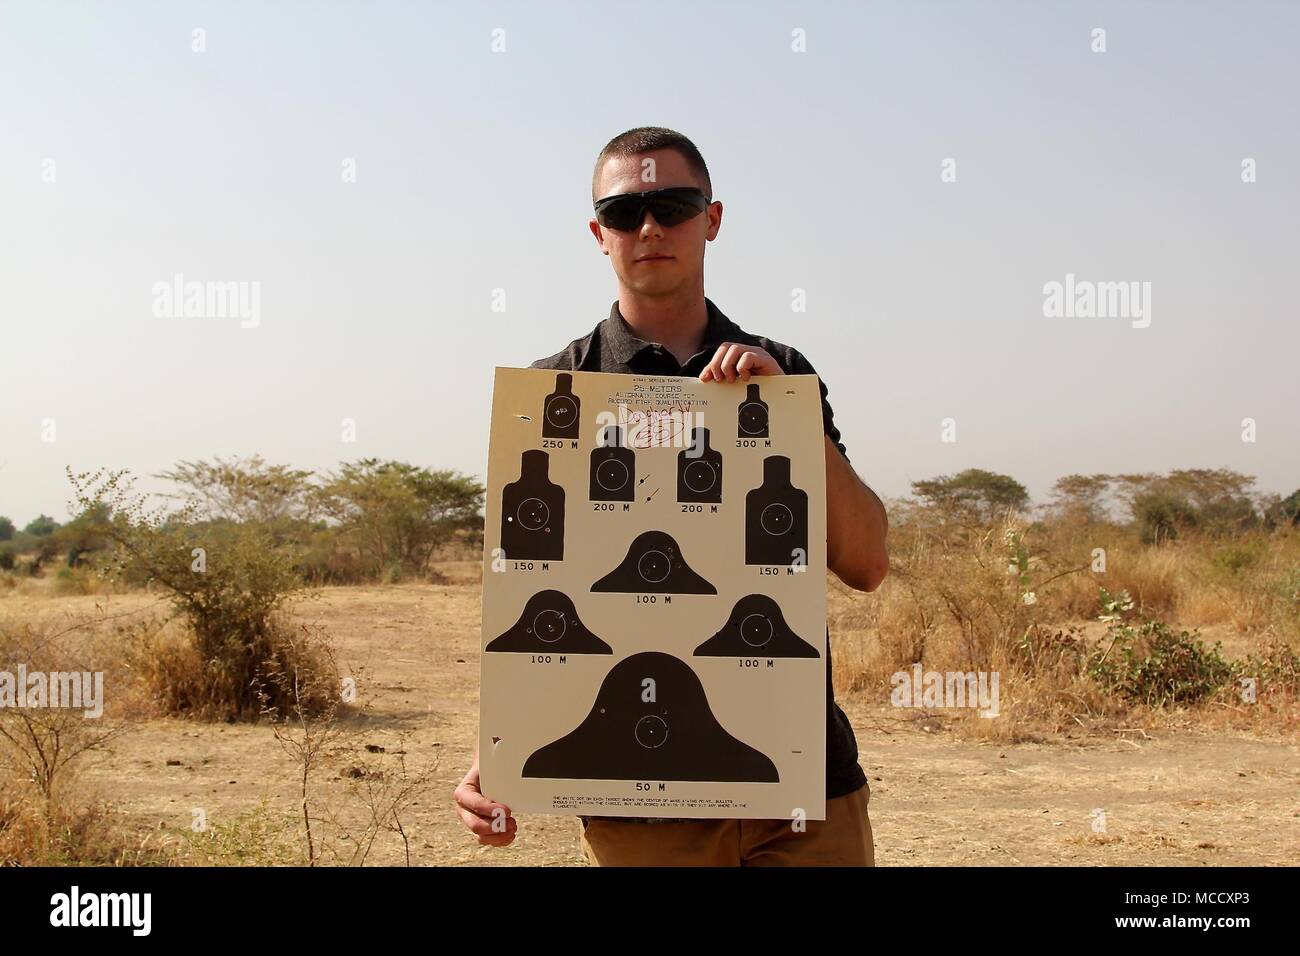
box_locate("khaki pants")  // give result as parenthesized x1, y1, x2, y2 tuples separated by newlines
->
(578, 782, 875, 867)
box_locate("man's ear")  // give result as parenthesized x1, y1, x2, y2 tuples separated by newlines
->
(589, 218, 609, 254)
(706, 201, 723, 241)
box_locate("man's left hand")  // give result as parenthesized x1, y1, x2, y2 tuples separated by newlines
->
(699, 342, 784, 382)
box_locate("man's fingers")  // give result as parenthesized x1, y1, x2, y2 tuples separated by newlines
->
(455, 801, 517, 838)
(719, 344, 745, 382)
(736, 350, 755, 381)
(453, 777, 517, 844)
(700, 342, 730, 381)
(453, 780, 509, 820)
(699, 343, 780, 381)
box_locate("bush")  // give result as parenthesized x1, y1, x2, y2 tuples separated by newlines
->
(1241, 641, 1300, 695)
(52, 566, 97, 596)
(68, 467, 339, 721)
(1132, 489, 1198, 544)
(1088, 617, 1236, 706)
(119, 614, 338, 721)
(1210, 539, 1266, 575)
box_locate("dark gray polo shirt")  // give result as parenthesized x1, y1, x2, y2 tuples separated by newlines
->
(529, 296, 869, 823)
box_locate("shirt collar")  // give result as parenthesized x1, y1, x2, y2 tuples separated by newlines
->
(602, 297, 738, 367)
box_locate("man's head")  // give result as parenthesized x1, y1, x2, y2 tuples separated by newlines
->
(590, 127, 722, 300)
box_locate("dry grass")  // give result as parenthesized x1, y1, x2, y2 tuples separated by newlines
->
(830, 518, 1300, 742)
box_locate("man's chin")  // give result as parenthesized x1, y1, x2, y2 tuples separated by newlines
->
(621, 273, 683, 297)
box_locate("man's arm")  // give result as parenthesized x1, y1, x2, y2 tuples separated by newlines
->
(825, 434, 889, 592)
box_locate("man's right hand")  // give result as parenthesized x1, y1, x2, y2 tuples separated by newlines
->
(453, 759, 518, 846)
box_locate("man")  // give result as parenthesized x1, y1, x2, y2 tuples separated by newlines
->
(455, 127, 889, 866)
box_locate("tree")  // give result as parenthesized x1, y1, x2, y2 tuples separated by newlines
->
(316, 460, 484, 578)
(0, 516, 14, 541)
(910, 469, 1029, 524)
(1264, 489, 1300, 528)
(1113, 469, 1262, 537)
(55, 501, 113, 567)
(157, 455, 317, 524)
(23, 514, 60, 536)
(1045, 473, 1112, 524)
(1132, 488, 1198, 544)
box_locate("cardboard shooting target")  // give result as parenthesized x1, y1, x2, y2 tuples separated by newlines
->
(480, 367, 829, 819)
(523, 652, 778, 783)
(591, 530, 717, 595)
(694, 594, 819, 659)
(486, 590, 613, 655)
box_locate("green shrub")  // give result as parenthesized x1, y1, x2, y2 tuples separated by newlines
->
(1241, 642, 1300, 694)
(1088, 618, 1236, 706)
(1211, 539, 1265, 575)
(1132, 489, 1198, 544)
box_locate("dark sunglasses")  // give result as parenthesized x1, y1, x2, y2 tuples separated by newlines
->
(593, 186, 711, 231)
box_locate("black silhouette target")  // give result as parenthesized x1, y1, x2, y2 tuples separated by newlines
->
(486, 590, 612, 654)
(591, 531, 716, 594)
(522, 652, 778, 782)
(737, 383, 770, 438)
(694, 594, 820, 658)
(676, 427, 722, 503)
(745, 456, 807, 566)
(542, 373, 581, 439)
(501, 449, 564, 560)
(590, 426, 635, 501)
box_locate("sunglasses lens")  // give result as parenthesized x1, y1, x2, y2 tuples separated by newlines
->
(596, 197, 646, 231)
(647, 193, 706, 227)
(595, 189, 708, 230)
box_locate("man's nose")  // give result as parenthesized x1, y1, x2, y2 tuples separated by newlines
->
(639, 210, 665, 235)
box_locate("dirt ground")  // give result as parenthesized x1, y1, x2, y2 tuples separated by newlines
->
(8, 580, 1299, 866)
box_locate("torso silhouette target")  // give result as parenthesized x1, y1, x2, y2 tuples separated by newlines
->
(737, 383, 770, 438)
(745, 456, 808, 565)
(501, 449, 565, 560)
(486, 590, 612, 654)
(694, 594, 819, 658)
(591, 530, 716, 594)
(676, 426, 722, 503)
(590, 425, 635, 501)
(542, 373, 581, 439)
(522, 652, 778, 782)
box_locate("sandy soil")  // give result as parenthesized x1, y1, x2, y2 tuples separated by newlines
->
(5, 581, 1297, 866)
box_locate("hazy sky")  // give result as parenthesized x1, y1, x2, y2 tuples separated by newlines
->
(2, 0, 1297, 526)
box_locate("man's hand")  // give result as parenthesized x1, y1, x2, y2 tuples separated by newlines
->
(699, 342, 783, 381)
(453, 759, 518, 846)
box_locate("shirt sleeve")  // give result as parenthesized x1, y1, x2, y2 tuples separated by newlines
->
(788, 349, 850, 464)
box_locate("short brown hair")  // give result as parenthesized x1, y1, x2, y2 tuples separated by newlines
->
(591, 127, 712, 205)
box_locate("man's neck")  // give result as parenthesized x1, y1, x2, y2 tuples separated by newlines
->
(617, 288, 709, 366)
